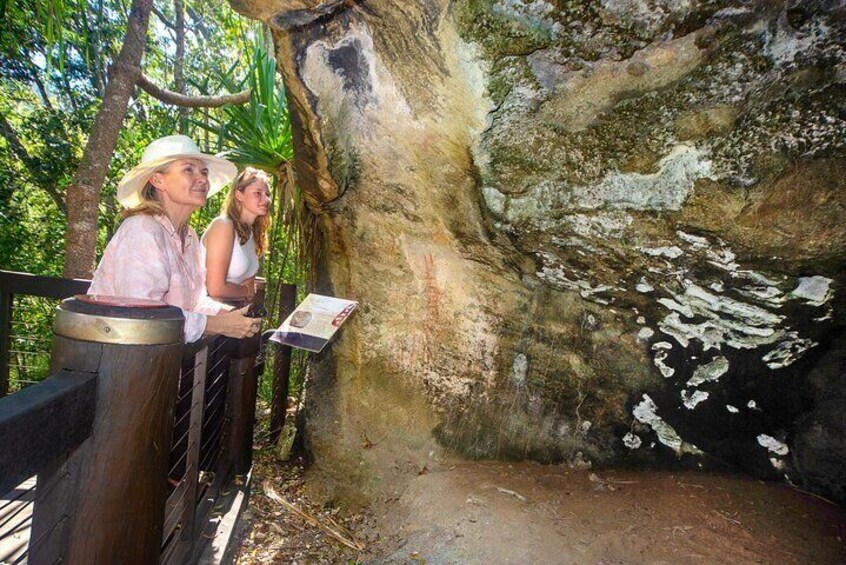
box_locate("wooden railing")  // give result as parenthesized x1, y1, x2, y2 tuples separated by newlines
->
(0, 271, 90, 396)
(0, 271, 267, 564)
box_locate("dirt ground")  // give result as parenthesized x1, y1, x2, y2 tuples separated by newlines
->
(377, 461, 845, 564)
(233, 451, 845, 565)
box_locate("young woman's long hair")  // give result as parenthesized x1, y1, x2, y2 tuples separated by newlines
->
(223, 167, 272, 257)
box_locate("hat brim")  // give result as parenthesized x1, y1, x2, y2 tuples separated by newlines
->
(116, 153, 238, 208)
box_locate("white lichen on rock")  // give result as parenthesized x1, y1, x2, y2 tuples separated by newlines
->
(757, 434, 789, 456)
(509, 353, 529, 387)
(687, 356, 729, 387)
(652, 349, 675, 378)
(633, 394, 701, 455)
(639, 245, 684, 259)
(623, 432, 642, 449)
(762, 334, 817, 370)
(790, 276, 833, 307)
(636, 278, 655, 293)
(681, 389, 709, 409)
(567, 145, 714, 211)
(637, 327, 654, 341)
(763, 15, 831, 68)
(599, 0, 693, 35)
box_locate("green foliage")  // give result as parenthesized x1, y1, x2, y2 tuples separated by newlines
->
(0, 0, 265, 271)
(213, 46, 294, 171)
(1, 1, 311, 404)
(0, 1, 307, 398)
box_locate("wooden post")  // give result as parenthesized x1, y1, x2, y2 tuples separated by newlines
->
(225, 281, 266, 475)
(225, 355, 258, 476)
(269, 283, 296, 443)
(0, 291, 11, 398)
(29, 297, 184, 565)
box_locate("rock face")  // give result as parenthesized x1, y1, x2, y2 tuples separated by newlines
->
(229, 0, 846, 504)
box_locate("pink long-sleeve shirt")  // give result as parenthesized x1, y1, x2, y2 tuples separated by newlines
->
(89, 214, 221, 342)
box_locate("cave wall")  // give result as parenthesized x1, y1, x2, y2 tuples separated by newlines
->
(229, 0, 846, 504)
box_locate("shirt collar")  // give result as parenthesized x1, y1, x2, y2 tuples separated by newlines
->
(155, 214, 196, 247)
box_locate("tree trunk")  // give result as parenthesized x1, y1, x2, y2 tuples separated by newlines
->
(62, 0, 154, 279)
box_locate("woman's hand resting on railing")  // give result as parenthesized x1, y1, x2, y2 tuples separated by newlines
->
(204, 306, 261, 339)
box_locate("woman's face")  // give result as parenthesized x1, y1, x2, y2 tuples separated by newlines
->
(151, 158, 210, 211)
(236, 180, 271, 221)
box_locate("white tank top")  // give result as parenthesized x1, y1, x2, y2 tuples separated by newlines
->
(227, 232, 259, 284)
(202, 219, 260, 284)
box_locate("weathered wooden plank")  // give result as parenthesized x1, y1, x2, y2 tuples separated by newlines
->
(162, 473, 190, 545)
(0, 370, 97, 495)
(0, 270, 90, 300)
(30, 336, 103, 565)
(196, 471, 252, 565)
(0, 476, 36, 565)
(29, 443, 89, 565)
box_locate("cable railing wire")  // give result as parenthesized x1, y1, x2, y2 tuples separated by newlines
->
(2, 280, 264, 562)
(0, 495, 35, 533)
(4, 294, 63, 394)
(0, 482, 36, 514)
(13, 514, 69, 565)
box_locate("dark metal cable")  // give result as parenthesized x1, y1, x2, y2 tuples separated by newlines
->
(0, 494, 34, 531)
(199, 419, 226, 470)
(0, 482, 37, 513)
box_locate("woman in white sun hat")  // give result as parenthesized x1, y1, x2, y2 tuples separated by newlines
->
(89, 135, 261, 342)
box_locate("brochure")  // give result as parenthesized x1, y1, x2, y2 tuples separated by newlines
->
(269, 293, 357, 353)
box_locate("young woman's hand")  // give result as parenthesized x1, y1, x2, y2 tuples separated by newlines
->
(205, 306, 261, 339)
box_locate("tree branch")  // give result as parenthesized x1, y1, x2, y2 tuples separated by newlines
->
(31, 74, 54, 111)
(185, 5, 212, 41)
(0, 114, 68, 215)
(137, 74, 250, 108)
(151, 5, 176, 29)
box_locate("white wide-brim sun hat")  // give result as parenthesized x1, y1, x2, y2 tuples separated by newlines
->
(116, 135, 238, 208)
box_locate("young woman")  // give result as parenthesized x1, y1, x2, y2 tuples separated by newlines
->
(202, 167, 271, 301)
(89, 135, 261, 342)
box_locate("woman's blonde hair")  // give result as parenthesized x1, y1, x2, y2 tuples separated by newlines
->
(223, 167, 272, 257)
(122, 162, 171, 218)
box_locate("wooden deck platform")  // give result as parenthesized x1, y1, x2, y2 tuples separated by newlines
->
(0, 478, 35, 565)
(0, 474, 251, 565)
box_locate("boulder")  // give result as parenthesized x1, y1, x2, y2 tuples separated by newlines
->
(229, 0, 846, 503)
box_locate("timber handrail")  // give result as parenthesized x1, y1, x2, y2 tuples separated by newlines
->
(0, 269, 91, 397)
(0, 283, 266, 565)
(0, 270, 90, 299)
(0, 370, 97, 495)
